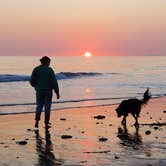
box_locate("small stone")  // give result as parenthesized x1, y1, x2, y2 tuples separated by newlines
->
(94, 115, 106, 120)
(154, 126, 159, 130)
(99, 137, 108, 142)
(96, 122, 100, 124)
(27, 129, 31, 131)
(12, 138, 15, 140)
(109, 124, 112, 126)
(150, 117, 152, 119)
(25, 138, 29, 140)
(115, 156, 120, 159)
(16, 141, 27, 145)
(81, 131, 85, 134)
(163, 110, 166, 113)
(4, 146, 9, 148)
(60, 118, 66, 121)
(61, 135, 72, 139)
(16, 157, 19, 159)
(145, 130, 151, 135)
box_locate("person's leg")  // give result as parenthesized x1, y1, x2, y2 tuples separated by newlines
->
(44, 91, 53, 126)
(35, 91, 44, 127)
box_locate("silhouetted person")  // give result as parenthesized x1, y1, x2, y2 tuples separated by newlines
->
(30, 56, 60, 128)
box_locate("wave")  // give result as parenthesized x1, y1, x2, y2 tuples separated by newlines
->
(0, 72, 104, 83)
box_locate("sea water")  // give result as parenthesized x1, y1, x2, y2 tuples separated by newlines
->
(0, 56, 166, 115)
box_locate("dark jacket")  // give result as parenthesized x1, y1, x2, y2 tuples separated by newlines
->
(30, 64, 59, 94)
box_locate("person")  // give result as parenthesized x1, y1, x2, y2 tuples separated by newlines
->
(30, 56, 60, 128)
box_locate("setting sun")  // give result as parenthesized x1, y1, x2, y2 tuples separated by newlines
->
(84, 52, 92, 58)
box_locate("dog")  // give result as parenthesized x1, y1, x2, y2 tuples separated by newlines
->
(116, 88, 151, 126)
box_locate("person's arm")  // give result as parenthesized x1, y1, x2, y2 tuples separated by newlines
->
(50, 68, 60, 99)
(30, 69, 36, 87)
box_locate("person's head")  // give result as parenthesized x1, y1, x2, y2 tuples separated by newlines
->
(40, 56, 51, 66)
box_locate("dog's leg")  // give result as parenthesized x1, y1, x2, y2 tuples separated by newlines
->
(121, 116, 126, 126)
(133, 114, 139, 127)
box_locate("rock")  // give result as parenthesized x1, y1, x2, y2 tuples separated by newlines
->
(81, 131, 85, 134)
(16, 141, 27, 145)
(96, 122, 100, 124)
(27, 129, 31, 131)
(4, 146, 9, 148)
(16, 157, 19, 159)
(109, 124, 112, 126)
(154, 126, 159, 130)
(94, 115, 106, 120)
(145, 130, 151, 135)
(115, 156, 120, 159)
(60, 118, 66, 121)
(61, 135, 72, 139)
(12, 138, 15, 140)
(25, 138, 29, 140)
(99, 137, 108, 142)
(0, 142, 5, 144)
(163, 110, 166, 113)
(150, 117, 152, 119)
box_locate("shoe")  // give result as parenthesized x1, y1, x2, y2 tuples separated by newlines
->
(34, 121, 39, 128)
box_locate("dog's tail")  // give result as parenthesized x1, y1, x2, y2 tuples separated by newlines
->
(142, 88, 151, 105)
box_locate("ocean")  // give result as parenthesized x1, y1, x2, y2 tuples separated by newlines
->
(0, 56, 166, 115)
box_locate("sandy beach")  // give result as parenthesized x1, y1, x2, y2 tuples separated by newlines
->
(0, 97, 166, 166)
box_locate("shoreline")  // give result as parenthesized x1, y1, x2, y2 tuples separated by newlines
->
(0, 96, 165, 116)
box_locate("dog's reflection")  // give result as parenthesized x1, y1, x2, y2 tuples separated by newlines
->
(35, 129, 62, 166)
(117, 125, 142, 150)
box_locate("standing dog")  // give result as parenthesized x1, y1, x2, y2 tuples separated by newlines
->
(116, 88, 151, 126)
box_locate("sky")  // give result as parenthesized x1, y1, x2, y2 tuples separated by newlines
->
(0, 0, 166, 56)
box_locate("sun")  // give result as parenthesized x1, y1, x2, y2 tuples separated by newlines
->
(84, 52, 92, 58)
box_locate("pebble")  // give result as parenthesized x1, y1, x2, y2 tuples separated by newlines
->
(145, 130, 151, 135)
(115, 156, 120, 159)
(94, 115, 106, 120)
(60, 118, 66, 121)
(99, 137, 108, 142)
(61, 135, 72, 139)
(16, 141, 27, 145)
(154, 126, 159, 130)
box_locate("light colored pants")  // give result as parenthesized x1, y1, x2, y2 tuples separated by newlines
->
(35, 90, 53, 124)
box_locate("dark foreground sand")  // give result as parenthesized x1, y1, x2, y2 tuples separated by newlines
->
(0, 97, 166, 166)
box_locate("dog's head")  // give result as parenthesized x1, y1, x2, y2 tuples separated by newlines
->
(115, 107, 122, 117)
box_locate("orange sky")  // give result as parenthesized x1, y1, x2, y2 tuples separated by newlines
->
(0, 0, 166, 56)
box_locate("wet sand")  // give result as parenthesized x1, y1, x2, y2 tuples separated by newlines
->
(0, 97, 166, 166)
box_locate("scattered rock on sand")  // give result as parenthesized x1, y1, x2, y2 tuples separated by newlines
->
(60, 118, 66, 121)
(61, 135, 72, 139)
(145, 130, 151, 135)
(115, 156, 120, 159)
(16, 141, 27, 145)
(99, 137, 108, 142)
(94, 115, 105, 120)
(27, 129, 31, 131)
(154, 126, 159, 130)
(4, 146, 9, 148)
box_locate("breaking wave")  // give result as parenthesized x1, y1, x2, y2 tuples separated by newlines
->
(0, 72, 118, 82)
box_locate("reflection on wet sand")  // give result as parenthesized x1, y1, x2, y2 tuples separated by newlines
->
(35, 129, 62, 166)
(117, 125, 142, 150)
(117, 125, 152, 157)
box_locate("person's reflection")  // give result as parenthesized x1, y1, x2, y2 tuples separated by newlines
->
(117, 125, 142, 150)
(35, 129, 62, 166)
